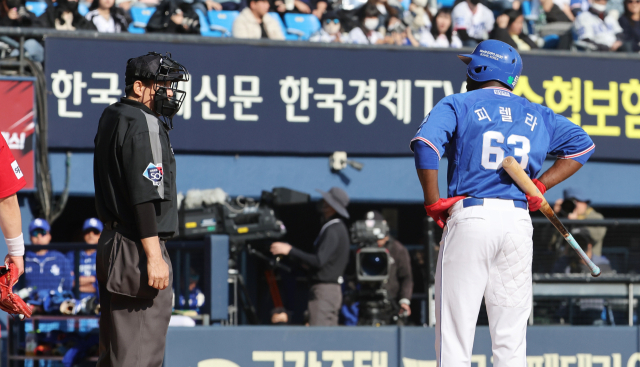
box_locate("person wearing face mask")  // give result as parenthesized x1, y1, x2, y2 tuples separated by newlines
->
(574, 0, 629, 50)
(490, 9, 538, 49)
(452, 0, 495, 46)
(270, 187, 351, 326)
(419, 7, 462, 47)
(35, 0, 97, 29)
(384, 15, 420, 45)
(310, 11, 349, 42)
(349, 3, 385, 44)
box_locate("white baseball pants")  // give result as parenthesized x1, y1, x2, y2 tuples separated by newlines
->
(435, 198, 533, 367)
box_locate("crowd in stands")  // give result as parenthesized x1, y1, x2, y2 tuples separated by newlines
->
(0, 0, 639, 51)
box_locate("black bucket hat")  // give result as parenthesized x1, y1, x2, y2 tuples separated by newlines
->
(316, 187, 350, 219)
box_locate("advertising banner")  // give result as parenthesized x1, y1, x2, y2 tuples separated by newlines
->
(0, 77, 36, 190)
(45, 38, 640, 161)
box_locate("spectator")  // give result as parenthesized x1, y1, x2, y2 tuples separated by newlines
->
(193, 0, 244, 13)
(452, 0, 495, 46)
(232, 0, 285, 39)
(115, 0, 133, 24)
(146, 0, 200, 33)
(553, 188, 607, 257)
(383, 15, 419, 45)
(85, 0, 129, 32)
(490, 9, 538, 49)
(66, 218, 101, 299)
(348, 3, 384, 44)
(271, 0, 327, 19)
(371, 0, 401, 31)
(405, 0, 432, 42)
(574, 0, 628, 51)
(619, 0, 640, 52)
(310, 11, 349, 42)
(0, 0, 36, 26)
(35, 0, 97, 30)
(24, 218, 73, 294)
(270, 187, 351, 326)
(541, 0, 574, 21)
(0, 0, 44, 62)
(553, 228, 612, 274)
(366, 211, 414, 317)
(419, 7, 462, 47)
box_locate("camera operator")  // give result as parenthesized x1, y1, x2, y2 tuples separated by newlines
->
(365, 211, 413, 317)
(553, 188, 607, 256)
(270, 187, 350, 326)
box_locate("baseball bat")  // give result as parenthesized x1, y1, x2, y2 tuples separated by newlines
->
(501, 156, 601, 277)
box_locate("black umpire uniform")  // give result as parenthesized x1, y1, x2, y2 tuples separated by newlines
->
(93, 52, 188, 367)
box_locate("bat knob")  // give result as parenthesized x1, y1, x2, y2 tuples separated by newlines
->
(591, 266, 601, 278)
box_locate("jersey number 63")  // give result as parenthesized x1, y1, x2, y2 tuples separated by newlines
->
(481, 131, 530, 170)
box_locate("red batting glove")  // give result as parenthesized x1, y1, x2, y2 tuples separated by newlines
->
(526, 179, 547, 212)
(424, 196, 466, 228)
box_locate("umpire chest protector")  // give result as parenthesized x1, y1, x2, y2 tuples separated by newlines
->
(94, 97, 178, 239)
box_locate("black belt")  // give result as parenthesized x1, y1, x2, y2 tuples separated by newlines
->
(462, 198, 528, 210)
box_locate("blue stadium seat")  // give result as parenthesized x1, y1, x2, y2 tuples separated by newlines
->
(438, 0, 455, 8)
(283, 13, 320, 40)
(128, 7, 156, 34)
(206, 10, 239, 37)
(268, 12, 297, 40)
(401, 0, 410, 10)
(25, 1, 47, 17)
(78, 2, 89, 16)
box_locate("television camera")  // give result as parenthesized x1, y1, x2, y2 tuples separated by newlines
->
(350, 214, 405, 326)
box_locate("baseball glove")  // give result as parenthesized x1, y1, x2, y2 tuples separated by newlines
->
(0, 263, 32, 319)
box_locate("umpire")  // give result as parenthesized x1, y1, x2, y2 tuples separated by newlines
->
(270, 187, 350, 326)
(93, 52, 188, 367)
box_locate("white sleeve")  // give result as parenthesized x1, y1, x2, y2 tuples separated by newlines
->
(574, 14, 593, 40)
(452, 4, 468, 30)
(451, 34, 463, 48)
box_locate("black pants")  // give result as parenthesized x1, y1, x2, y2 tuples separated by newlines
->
(96, 229, 173, 367)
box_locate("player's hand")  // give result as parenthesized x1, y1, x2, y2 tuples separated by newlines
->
(526, 178, 547, 212)
(399, 303, 411, 316)
(270, 242, 292, 256)
(147, 256, 170, 290)
(5, 255, 23, 277)
(424, 196, 466, 228)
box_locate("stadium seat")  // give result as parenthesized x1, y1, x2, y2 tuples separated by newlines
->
(25, 1, 47, 17)
(206, 10, 239, 37)
(78, 2, 89, 16)
(437, 0, 455, 8)
(268, 12, 297, 40)
(283, 13, 320, 40)
(401, 0, 410, 10)
(128, 7, 156, 34)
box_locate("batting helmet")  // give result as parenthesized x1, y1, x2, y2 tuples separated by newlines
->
(458, 40, 523, 90)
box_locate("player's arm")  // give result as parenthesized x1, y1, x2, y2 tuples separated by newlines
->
(0, 194, 24, 275)
(411, 98, 464, 227)
(535, 113, 595, 193)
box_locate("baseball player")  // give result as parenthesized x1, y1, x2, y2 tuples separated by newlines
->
(66, 218, 102, 298)
(24, 218, 74, 294)
(0, 133, 26, 275)
(411, 40, 594, 366)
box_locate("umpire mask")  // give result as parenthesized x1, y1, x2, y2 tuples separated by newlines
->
(153, 53, 189, 129)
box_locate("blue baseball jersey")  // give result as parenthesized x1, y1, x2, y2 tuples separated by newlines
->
(411, 87, 595, 201)
(66, 250, 98, 298)
(24, 250, 73, 293)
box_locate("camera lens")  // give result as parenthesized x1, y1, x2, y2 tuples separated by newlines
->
(360, 252, 388, 276)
